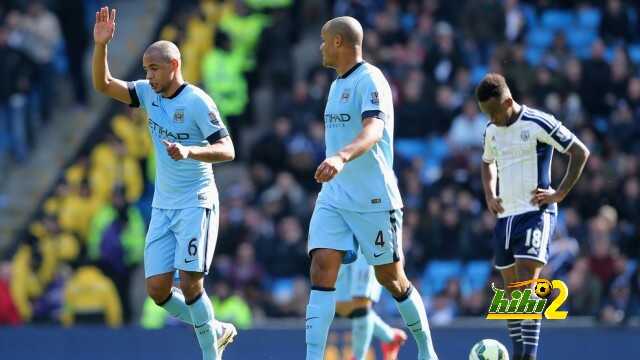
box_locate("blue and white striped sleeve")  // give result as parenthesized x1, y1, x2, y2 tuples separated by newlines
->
(533, 116, 575, 153)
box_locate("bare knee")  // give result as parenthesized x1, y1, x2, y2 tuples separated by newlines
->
(516, 260, 543, 282)
(146, 275, 173, 305)
(375, 262, 410, 298)
(309, 249, 342, 288)
(179, 271, 204, 301)
(335, 302, 352, 317)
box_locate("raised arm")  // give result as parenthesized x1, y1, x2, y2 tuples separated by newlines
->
(92, 6, 131, 104)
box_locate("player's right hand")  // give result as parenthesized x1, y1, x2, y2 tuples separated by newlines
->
(486, 196, 504, 216)
(94, 6, 116, 45)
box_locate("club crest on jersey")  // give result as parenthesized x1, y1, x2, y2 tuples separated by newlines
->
(370, 91, 379, 105)
(174, 107, 185, 123)
(520, 130, 530, 142)
(340, 89, 351, 103)
(209, 111, 222, 127)
(555, 126, 571, 142)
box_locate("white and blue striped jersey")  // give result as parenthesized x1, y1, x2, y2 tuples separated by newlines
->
(317, 62, 403, 212)
(482, 105, 575, 218)
(128, 80, 228, 209)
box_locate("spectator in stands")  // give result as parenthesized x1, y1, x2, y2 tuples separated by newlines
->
(600, 0, 637, 44)
(61, 263, 122, 327)
(211, 279, 253, 329)
(264, 216, 308, 278)
(202, 30, 248, 146)
(15, 1, 62, 122)
(396, 70, 431, 139)
(54, 0, 89, 107)
(250, 115, 292, 173)
(447, 99, 488, 152)
(0, 21, 35, 163)
(88, 188, 145, 322)
(582, 39, 612, 118)
(0, 261, 22, 325)
(423, 21, 465, 85)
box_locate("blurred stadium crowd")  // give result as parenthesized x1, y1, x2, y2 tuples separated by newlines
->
(1, 0, 639, 330)
(0, 0, 88, 167)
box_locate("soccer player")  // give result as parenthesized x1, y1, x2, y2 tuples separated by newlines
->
(477, 73, 590, 360)
(92, 7, 237, 359)
(306, 16, 438, 360)
(335, 252, 407, 360)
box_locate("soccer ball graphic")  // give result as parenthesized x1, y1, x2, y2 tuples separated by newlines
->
(534, 279, 553, 298)
(469, 339, 509, 360)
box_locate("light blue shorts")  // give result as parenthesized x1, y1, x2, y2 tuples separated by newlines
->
(144, 206, 218, 278)
(308, 201, 402, 266)
(335, 252, 383, 303)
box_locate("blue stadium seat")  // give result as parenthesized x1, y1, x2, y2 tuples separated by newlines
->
(471, 66, 488, 85)
(566, 29, 597, 51)
(524, 46, 544, 66)
(521, 4, 538, 28)
(604, 46, 615, 63)
(577, 7, 601, 29)
(628, 44, 640, 65)
(271, 277, 295, 304)
(421, 260, 463, 297)
(461, 260, 492, 297)
(526, 27, 554, 48)
(541, 10, 575, 31)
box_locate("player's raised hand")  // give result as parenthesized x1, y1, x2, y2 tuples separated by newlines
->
(162, 140, 190, 161)
(314, 155, 345, 183)
(485, 196, 504, 216)
(531, 188, 564, 206)
(94, 6, 116, 45)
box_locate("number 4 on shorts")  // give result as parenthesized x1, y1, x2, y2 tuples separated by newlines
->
(375, 231, 385, 247)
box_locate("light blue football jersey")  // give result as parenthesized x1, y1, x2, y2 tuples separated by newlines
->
(128, 80, 228, 209)
(317, 62, 403, 212)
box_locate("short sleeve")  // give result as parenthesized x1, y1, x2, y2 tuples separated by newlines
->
(535, 118, 575, 153)
(193, 95, 229, 143)
(127, 80, 152, 109)
(357, 73, 386, 121)
(482, 126, 496, 163)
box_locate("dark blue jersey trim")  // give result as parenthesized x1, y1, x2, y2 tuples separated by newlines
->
(206, 128, 229, 144)
(127, 82, 140, 108)
(362, 110, 384, 121)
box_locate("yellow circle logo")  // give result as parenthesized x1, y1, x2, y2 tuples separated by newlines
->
(534, 279, 553, 298)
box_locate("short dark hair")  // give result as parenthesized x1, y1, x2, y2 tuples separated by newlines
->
(475, 73, 509, 102)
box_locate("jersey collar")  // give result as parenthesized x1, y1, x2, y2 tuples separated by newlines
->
(506, 105, 525, 127)
(338, 62, 364, 79)
(164, 82, 188, 99)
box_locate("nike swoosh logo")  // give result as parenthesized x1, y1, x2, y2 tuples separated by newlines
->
(184, 259, 196, 264)
(152, 102, 159, 107)
(305, 317, 319, 321)
(407, 320, 420, 327)
(373, 252, 385, 258)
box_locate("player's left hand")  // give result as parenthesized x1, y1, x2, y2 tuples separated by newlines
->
(162, 140, 190, 161)
(315, 155, 345, 183)
(531, 188, 565, 206)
